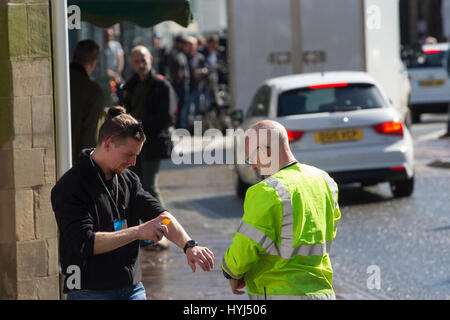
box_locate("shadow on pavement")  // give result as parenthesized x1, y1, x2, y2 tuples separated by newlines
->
(171, 194, 244, 219)
(336, 184, 392, 207)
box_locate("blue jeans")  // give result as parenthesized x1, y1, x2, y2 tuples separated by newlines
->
(189, 89, 206, 116)
(67, 283, 147, 300)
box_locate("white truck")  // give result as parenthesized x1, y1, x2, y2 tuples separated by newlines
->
(226, 0, 411, 126)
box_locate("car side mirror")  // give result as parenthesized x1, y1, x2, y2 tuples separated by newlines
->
(231, 109, 244, 126)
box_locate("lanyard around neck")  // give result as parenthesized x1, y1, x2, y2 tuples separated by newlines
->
(89, 150, 120, 219)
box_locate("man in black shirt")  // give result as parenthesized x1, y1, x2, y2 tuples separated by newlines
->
(168, 34, 190, 129)
(69, 40, 105, 165)
(51, 106, 214, 300)
(151, 33, 168, 76)
(122, 45, 177, 206)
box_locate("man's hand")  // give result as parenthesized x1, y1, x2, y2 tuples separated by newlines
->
(186, 246, 215, 272)
(229, 278, 246, 295)
(137, 214, 170, 244)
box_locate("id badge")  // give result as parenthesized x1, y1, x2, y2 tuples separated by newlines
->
(114, 219, 127, 231)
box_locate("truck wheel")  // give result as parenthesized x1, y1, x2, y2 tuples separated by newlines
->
(233, 169, 250, 199)
(404, 109, 412, 129)
(411, 110, 421, 123)
(390, 177, 414, 198)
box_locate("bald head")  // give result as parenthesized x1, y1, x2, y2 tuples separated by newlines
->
(244, 120, 296, 176)
(131, 45, 151, 58)
(186, 36, 198, 55)
(251, 120, 289, 146)
(130, 45, 152, 79)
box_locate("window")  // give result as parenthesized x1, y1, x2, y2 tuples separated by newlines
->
(247, 85, 271, 117)
(406, 51, 449, 69)
(277, 83, 386, 117)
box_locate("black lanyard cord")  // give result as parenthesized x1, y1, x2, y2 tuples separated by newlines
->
(89, 150, 121, 220)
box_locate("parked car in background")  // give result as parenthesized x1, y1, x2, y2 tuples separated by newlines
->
(406, 43, 450, 123)
(233, 71, 415, 199)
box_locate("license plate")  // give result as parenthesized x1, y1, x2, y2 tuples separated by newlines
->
(315, 129, 363, 143)
(420, 79, 445, 86)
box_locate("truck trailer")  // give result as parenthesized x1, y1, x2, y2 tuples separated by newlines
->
(227, 0, 411, 126)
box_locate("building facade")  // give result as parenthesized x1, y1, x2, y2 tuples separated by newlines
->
(0, 0, 59, 299)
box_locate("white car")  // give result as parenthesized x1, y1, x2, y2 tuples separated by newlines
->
(407, 43, 450, 123)
(233, 71, 415, 198)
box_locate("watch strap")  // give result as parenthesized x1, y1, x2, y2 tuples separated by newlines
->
(183, 240, 198, 253)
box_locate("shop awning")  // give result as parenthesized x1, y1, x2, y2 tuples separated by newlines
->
(67, 0, 194, 28)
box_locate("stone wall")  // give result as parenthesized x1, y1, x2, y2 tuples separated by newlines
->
(0, 0, 59, 299)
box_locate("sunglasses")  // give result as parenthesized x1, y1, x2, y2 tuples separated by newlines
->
(105, 122, 144, 141)
(245, 145, 269, 165)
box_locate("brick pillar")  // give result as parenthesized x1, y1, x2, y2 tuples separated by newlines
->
(0, 0, 59, 299)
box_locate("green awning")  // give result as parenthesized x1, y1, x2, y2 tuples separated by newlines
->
(67, 0, 193, 28)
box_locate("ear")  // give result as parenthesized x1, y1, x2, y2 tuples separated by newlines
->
(103, 137, 111, 151)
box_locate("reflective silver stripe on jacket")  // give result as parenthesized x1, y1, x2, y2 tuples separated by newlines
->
(264, 177, 294, 259)
(291, 241, 332, 257)
(249, 293, 336, 300)
(237, 175, 332, 259)
(317, 170, 339, 234)
(237, 221, 281, 256)
(322, 171, 339, 210)
(238, 220, 332, 258)
(222, 257, 244, 279)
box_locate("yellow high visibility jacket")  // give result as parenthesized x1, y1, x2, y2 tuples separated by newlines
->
(222, 162, 341, 300)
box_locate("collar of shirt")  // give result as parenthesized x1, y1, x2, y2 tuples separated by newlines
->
(279, 160, 298, 171)
(70, 62, 89, 77)
(88, 149, 116, 185)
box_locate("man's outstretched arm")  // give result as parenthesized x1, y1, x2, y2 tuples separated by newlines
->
(157, 211, 215, 272)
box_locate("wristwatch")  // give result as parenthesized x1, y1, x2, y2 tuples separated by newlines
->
(183, 240, 198, 253)
(223, 270, 232, 279)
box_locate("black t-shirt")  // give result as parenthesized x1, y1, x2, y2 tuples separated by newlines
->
(51, 148, 165, 292)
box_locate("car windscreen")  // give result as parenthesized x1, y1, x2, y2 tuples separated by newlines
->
(406, 51, 448, 68)
(277, 83, 386, 117)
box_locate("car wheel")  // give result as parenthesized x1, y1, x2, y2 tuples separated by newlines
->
(233, 168, 250, 199)
(390, 177, 414, 198)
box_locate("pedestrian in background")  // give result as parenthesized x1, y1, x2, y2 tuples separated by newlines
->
(199, 34, 220, 114)
(51, 106, 214, 300)
(168, 34, 190, 129)
(70, 39, 105, 165)
(200, 34, 219, 69)
(151, 33, 168, 76)
(105, 27, 125, 85)
(222, 120, 341, 300)
(197, 35, 206, 54)
(186, 36, 208, 129)
(123, 46, 176, 203)
(122, 45, 176, 210)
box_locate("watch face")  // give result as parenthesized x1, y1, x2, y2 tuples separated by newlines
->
(184, 240, 198, 253)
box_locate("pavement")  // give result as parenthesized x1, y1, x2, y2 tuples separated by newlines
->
(140, 163, 246, 300)
(415, 129, 450, 169)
